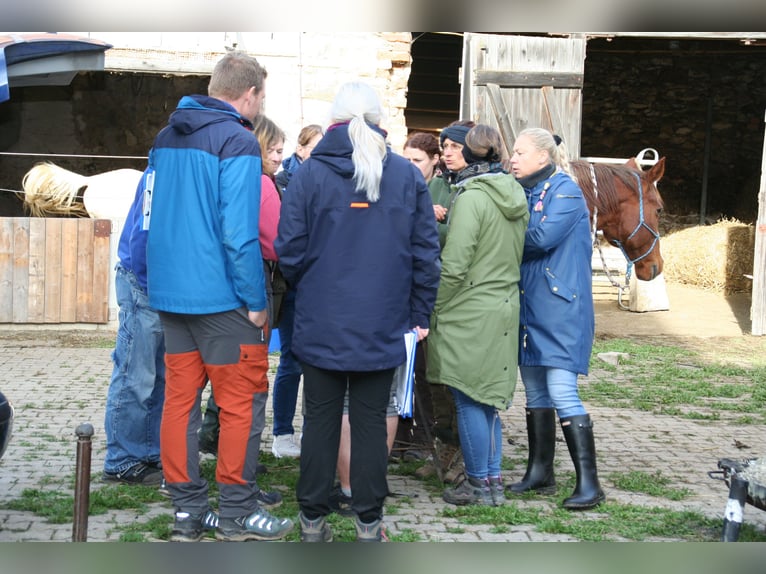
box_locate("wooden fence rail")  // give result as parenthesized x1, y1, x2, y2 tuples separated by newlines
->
(0, 217, 111, 324)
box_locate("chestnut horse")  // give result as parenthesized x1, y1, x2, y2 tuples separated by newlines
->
(570, 157, 666, 282)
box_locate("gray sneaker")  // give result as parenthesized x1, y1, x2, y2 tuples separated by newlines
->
(215, 507, 294, 541)
(442, 473, 494, 506)
(169, 509, 219, 542)
(298, 512, 333, 542)
(354, 516, 388, 542)
(488, 476, 506, 506)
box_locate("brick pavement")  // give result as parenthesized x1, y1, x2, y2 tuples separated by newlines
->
(1, 327, 765, 542)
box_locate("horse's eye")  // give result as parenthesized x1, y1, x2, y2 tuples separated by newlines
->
(657, 208, 663, 216)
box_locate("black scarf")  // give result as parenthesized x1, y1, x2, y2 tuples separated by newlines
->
(454, 161, 505, 185)
(516, 163, 556, 189)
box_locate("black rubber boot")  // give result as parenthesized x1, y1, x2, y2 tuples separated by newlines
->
(507, 408, 557, 494)
(560, 414, 605, 510)
(198, 395, 220, 456)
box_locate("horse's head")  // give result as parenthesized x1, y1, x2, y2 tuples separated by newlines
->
(610, 157, 666, 281)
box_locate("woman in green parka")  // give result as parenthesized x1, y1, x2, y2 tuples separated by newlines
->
(427, 124, 529, 507)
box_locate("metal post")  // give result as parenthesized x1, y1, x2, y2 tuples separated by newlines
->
(72, 423, 94, 542)
(721, 474, 748, 542)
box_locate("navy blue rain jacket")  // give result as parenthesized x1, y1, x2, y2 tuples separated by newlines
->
(117, 167, 153, 291)
(518, 169, 595, 375)
(275, 123, 441, 371)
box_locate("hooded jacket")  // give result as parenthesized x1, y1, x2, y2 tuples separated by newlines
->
(117, 167, 153, 291)
(146, 95, 267, 315)
(275, 122, 441, 372)
(518, 168, 595, 375)
(275, 153, 302, 195)
(426, 170, 529, 409)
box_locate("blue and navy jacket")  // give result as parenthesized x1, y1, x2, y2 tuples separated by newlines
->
(518, 168, 595, 375)
(275, 153, 303, 196)
(275, 123, 441, 372)
(117, 167, 153, 291)
(146, 95, 267, 315)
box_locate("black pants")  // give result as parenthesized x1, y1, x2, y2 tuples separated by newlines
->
(297, 363, 394, 523)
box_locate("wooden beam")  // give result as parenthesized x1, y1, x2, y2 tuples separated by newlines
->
(485, 83, 517, 157)
(475, 71, 583, 89)
(751, 108, 766, 335)
(541, 86, 566, 137)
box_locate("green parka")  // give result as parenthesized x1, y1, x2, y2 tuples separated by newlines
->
(426, 170, 529, 409)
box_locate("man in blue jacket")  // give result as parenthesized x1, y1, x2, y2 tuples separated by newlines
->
(102, 168, 165, 487)
(146, 52, 293, 543)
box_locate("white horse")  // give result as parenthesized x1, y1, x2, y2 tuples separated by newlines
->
(22, 162, 141, 219)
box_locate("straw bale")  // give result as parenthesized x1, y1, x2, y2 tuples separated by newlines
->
(661, 218, 754, 294)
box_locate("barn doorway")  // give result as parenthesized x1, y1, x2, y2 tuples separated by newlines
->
(404, 32, 766, 224)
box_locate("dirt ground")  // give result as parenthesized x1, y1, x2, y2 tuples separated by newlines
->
(593, 281, 766, 366)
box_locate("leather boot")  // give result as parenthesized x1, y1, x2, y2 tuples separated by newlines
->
(560, 414, 605, 510)
(198, 394, 220, 456)
(507, 408, 556, 494)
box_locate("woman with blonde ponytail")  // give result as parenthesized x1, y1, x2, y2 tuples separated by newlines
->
(275, 81, 441, 542)
(508, 127, 605, 511)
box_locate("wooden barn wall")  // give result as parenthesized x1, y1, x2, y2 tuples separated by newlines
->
(0, 218, 111, 324)
(581, 37, 766, 223)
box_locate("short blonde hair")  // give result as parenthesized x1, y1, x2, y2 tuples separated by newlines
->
(208, 51, 267, 101)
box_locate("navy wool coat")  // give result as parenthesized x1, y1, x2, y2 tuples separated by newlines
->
(274, 123, 441, 372)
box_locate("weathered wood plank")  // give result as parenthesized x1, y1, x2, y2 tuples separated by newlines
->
(12, 219, 29, 323)
(27, 218, 46, 323)
(0, 219, 13, 322)
(463, 33, 586, 159)
(475, 71, 584, 89)
(60, 219, 79, 322)
(91, 219, 112, 323)
(484, 83, 517, 157)
(44, 218, 62, 323)
(76, 219, 95, 322)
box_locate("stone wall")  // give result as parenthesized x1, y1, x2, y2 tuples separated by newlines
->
(581, 38, 766, 223)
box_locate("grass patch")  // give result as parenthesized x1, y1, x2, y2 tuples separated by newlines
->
(585, 338, 766, 423)
(0, 482, 165, 524)
(608, 470, 691, 500)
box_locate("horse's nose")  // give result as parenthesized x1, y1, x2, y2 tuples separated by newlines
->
(650, 264, 658, 281)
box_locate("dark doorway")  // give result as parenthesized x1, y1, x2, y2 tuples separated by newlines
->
(404, 32, 463, 135)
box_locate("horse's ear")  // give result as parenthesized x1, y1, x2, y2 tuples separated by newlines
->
(647, 157, 666, 183)
(625, 157, 640, 170)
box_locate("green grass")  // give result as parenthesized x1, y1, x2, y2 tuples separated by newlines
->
(4, 454, 766, 542)
(608, 470, 692, 501)
(584, 338, 766, 423)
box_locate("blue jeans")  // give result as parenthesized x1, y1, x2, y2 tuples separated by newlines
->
(519, 366, 587, 419)
(271, 288, 303, 436)
(103, 265, 166, 473)
(450, 388, 502, 479)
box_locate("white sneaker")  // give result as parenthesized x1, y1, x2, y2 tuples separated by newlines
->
(271, 434, 301, 458)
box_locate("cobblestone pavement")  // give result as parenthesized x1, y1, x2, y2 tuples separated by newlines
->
(1, 291, 765, 542)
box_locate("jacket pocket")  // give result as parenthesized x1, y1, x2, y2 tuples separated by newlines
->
(543, 268, 575, 302)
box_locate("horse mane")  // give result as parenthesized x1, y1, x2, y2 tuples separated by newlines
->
(22, 162, 90, 218)
(569, 160, 663, 216)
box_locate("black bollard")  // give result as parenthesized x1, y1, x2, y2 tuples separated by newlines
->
(72, 423, 94, 542)
(721, 474, 749, 542)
